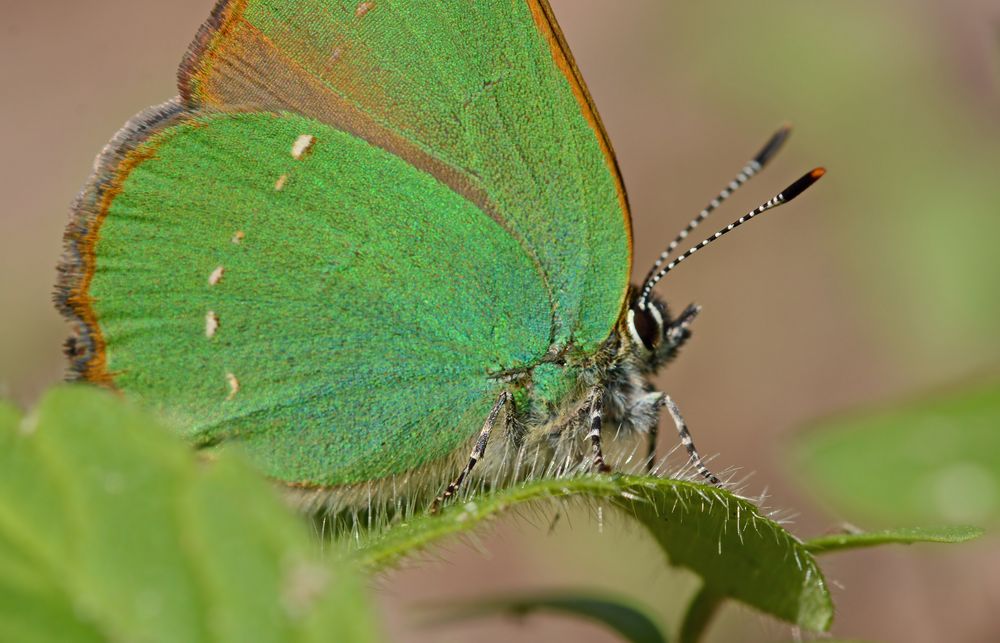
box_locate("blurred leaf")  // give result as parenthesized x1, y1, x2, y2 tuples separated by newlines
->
(424, 591, 667, 643)
(0, 401, 19, 430)
(678, 586, 722, 643)
(793, 379, 1000, 526)
(359, 475, 833, 631)
(805, 525, 983, 555)
(0, 385, 379, 643)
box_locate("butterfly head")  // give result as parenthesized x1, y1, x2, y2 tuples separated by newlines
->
(622, 291, 699, 372)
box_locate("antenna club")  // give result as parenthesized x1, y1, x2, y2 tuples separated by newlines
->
(753, 124, 794, 167)
(780, 167, 826, 202)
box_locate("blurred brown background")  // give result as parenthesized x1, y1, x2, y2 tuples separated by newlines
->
(2, 1, 998, 641)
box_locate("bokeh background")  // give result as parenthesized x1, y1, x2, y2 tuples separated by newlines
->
(2, 1, 998, 641)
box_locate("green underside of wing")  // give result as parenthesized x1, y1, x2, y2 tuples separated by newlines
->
(193, 0, 631, 351)
(90, 111, 552, 485)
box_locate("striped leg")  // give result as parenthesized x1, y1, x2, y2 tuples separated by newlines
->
(587, 391, 612, 473)
(662, 395, 720, 485)
(645, 420, 658, 473)
(647, 306, 700, 472)
(664, 304, 700, 352)
(432, 390, 511, 512)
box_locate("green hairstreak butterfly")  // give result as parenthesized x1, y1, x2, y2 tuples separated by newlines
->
(56, 0, 823, 513)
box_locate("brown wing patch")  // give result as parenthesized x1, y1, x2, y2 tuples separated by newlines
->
(178, 2, 499, 224)
(178, 0, 245, 104)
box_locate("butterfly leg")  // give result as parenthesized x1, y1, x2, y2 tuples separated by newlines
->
(661, 395, 721, 485)
(645, 418, 658, 473)
(645, 304, 701, 470)
(587, 391, 612, 473)
(664, 304, 700, 353)
(432, 390, 512, 512)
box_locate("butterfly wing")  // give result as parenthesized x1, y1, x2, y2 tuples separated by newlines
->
(180, 0, 632, 350)
(59, 1, 632, 487)
(61, 107, 552, 485)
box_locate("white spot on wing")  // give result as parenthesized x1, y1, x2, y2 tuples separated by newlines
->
(226, 373, 240, 400)
(205, 311, 219, 338)
(291, 134, 315, 159)
(208, 266, 224, 286)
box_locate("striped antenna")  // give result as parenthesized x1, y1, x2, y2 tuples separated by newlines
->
(637, 168, 826, 308)
(639, 124, 792, 301)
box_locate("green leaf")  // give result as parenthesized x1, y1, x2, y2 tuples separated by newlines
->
(359, 475, 833, 631)
(0, 401, 19, 432)
(0, 385, 379, 643)
(805, 525, 984, 555)
(423, 591, 667, 643)
(793, 379, 1000, 526)
(673, 527, 982, 643)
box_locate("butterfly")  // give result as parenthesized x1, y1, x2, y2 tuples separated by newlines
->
(56, 0, 822, 514)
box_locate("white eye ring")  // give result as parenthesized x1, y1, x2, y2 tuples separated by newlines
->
(626, 304, 664, 351)
(626, 308, 645, 348)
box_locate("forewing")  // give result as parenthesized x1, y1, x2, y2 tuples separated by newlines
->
(180, 0, 632, 350)
(59, 109, 551, 486)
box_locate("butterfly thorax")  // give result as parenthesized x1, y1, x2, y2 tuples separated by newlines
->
(498, 288, 696, 467)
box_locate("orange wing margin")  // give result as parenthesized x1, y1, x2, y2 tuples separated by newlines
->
(528, 0, 633, 260)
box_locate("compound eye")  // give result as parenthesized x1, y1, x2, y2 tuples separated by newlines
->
(628, 302, 662, 351)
